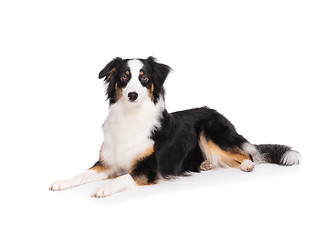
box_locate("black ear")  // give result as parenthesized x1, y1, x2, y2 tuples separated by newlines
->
(146, 56, 171, 86)
(98, 57, 123, 80)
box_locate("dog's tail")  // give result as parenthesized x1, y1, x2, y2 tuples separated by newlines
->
(242, 143, 300, 166)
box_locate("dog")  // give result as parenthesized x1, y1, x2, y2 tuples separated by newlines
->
(49, 56, 300, 198)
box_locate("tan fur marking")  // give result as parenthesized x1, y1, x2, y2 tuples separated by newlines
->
(108, 68, 117, 74)
(129, 146, 155, 185)
(89, 165, 117, 179)
(207, 140, 250, 168)
(139, 71, 144, 76)
(90, 165, 106, 173)
(131, 146, 154, 166)
(115, 83, 122, 100)
(106, 68, 117, 80)
(126, 70, 130, 75)
(90, 165, 109, 173)
(133, 175, 149, 185)
(147, 83, 154, 102)
(133, 175, 158, 185)
(199, 133, 251, 169)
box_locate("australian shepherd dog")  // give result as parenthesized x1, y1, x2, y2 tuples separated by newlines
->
(50, 57, 300, 198)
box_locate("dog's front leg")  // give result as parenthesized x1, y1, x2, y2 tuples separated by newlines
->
(49, 162, 111, 191)
(92, 150, 158, 198)
(91, 174, 138, 198)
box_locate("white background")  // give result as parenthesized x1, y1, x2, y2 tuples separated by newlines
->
(0, 0, 335, 239)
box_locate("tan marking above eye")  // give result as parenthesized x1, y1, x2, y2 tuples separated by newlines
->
(139, 71, 144, 76)
(126, 71, 130, 75)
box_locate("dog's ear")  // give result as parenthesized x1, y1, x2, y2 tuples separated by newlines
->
(145, 56, 171, 86)
(98, 57, 123, 82)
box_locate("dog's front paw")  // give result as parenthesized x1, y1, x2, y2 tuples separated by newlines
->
(91, 186, 113, 198)
(91, 174, 137, 198)
(49, 180, 75, 191)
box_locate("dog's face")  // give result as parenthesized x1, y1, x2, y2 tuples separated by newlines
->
(99, 57, 171, 105)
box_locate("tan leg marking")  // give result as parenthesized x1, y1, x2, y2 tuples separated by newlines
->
(130, 146, 155, 185)
(89, 165, 109, 173)
(133, 175, 150, 186)
(131, 146, 154, 166)
(199, 133, 251, 169)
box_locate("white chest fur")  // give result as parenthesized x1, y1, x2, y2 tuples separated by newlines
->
(100, 98, 164, 174)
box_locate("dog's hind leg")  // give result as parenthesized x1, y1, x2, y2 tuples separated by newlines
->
(199, 132, 254, 172)
(199, 114, 255, 172)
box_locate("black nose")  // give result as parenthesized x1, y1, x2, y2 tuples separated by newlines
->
(128, 92, 138, 102)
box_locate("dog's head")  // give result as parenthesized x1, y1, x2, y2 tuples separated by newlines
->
(99, 57, 171, 105)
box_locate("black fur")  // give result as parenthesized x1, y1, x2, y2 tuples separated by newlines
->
(139, 57, 171, 103)
(256, 144, 293, 165)
(131, 153, 158, 184)
(149, 108, 250, 179)
(99, 57, 128, 104)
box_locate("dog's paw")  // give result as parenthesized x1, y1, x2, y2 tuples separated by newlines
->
(91, 174, 137, 198)
(91, 186, 113, 198)
(49, 180, 75, 191)
(200, 159, 214, 171)
(240, 159, 255, 172)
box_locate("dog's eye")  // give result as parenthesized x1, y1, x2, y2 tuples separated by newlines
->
(121, 74, 128, 81)
(141, 75, 149, 83)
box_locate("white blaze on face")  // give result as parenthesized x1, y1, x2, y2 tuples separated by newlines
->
(124, 59, 146, 103)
